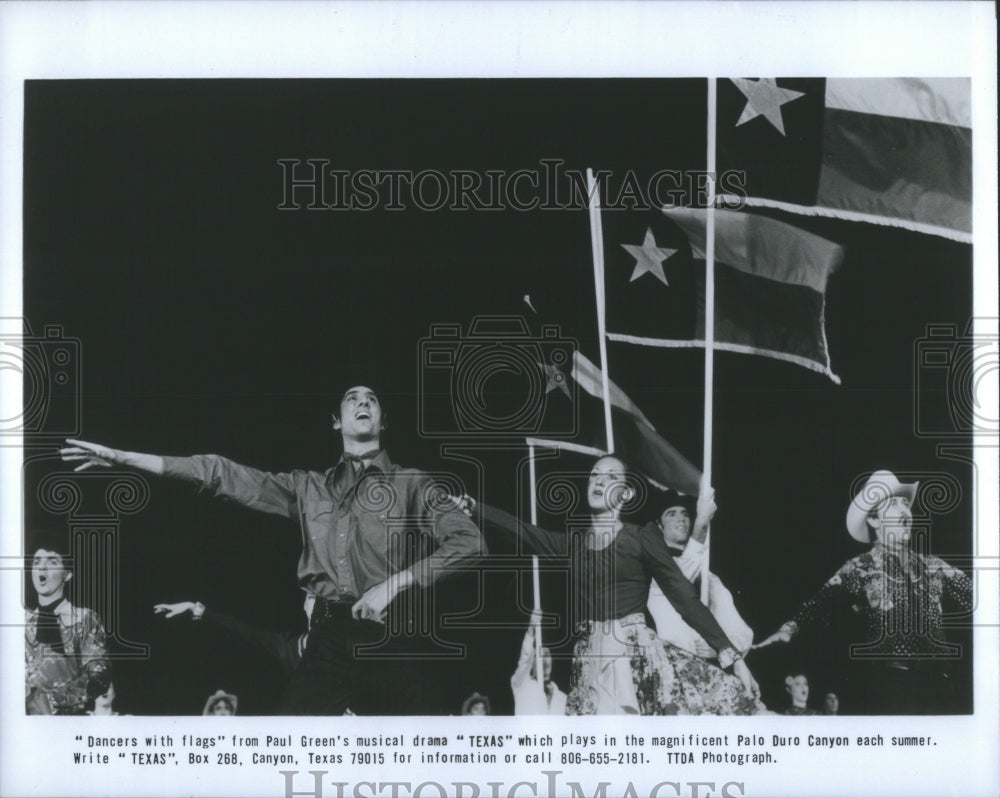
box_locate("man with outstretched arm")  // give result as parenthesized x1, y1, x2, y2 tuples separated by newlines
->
(754, 470, 972, 714)
(62, 385, 485, 715)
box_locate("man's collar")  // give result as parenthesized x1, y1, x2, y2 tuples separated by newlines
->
(338, 448, 392, 474)
(872, 542, 926, 578)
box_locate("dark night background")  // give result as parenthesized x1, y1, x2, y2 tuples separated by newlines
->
(22, 79, 973, 715)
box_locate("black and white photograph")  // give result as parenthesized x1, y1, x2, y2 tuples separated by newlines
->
(1, 3, 997, 798)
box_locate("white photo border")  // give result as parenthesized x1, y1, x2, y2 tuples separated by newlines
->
(1, 3, 997, 798)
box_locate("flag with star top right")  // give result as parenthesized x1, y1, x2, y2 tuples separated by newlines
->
(717, 78, 972, 243)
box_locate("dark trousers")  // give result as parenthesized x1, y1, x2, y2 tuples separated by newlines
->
(852, 660, 960, 715)
(277, 599, 443, 716)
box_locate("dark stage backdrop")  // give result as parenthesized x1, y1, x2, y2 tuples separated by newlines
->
(23, 79, 973, 715)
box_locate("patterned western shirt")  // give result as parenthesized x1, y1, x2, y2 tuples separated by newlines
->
(784, 543, 973, 659)
(25, 599, 110, 714)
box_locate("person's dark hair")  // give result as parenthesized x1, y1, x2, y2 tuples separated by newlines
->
(649, 489, 697, 526)
(26, 528, 70, 559)
(25, 528, 73, 607)
(333, 384, 390, 432)
(209, 697, 234, 713)
(867, 509, 879, 544)
(783, 666, 810, 682)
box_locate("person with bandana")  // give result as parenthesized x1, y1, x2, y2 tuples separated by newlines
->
(60, 385, 484, 715)
(25, 530, 111, 715)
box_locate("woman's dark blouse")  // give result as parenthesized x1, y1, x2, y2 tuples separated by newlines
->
(480, 505, 734, 655)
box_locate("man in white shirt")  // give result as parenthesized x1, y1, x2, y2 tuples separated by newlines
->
(646, 490, 754, 660)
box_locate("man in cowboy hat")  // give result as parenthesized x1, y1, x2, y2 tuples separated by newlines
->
(646, 489, 754, 660)
(60, 384, 485, 716)
(754, 470, 973, 714)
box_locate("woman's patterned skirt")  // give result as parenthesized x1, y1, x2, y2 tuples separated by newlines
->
(565, 613, 765, 715)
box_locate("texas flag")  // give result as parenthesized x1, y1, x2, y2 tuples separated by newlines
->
(716, 78, 971, 243)
(602, 207, 844, 383)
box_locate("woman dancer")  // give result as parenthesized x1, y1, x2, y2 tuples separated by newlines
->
(475, 455, 763, 715)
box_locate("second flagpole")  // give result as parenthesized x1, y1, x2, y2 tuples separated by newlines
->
(700, 78, 718, 605)
(587, 168, 615, 453)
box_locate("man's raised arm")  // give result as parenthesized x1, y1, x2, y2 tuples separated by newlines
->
(674, 489, 716, 581)
(61, 439, 299, 519)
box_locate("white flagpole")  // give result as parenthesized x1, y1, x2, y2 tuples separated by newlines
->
(528, 443, 543, 685)
(700, 80, 718, 605)
(587, 168, 615, 452)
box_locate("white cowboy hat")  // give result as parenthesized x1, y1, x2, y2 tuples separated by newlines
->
(845, 470, 919, 543)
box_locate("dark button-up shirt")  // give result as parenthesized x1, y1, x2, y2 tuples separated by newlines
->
(162, 452, 485, 600)
(479, 505, 735, 657)
(787, 544, 973, 658)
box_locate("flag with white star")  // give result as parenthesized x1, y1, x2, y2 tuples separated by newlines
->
(602, 208, 699, 348)
(717, 77, 971, 242)
(604, 207, 844, 383)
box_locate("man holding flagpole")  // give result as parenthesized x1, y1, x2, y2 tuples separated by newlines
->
(646, 489, 755, 661)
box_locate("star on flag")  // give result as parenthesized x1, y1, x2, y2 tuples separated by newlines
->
(541, 362, 572, 399)
(730, 78, 805, 136)
(620, 227, 676, 287)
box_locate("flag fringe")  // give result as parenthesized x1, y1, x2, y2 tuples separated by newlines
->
(716, 194, 972, 244)
(606, 332, 843, 385)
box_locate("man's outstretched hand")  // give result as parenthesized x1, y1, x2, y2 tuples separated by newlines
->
(60, 440, 165, 474)
(153, 602, 197, 619)
(60, 440, 117, 471)
(752, 623, 796, 650)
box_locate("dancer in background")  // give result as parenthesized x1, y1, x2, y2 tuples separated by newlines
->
(25, 530, 111, 715)
(646, 489, 754, 661)
(153, 596, 312, 681)
(85, 683, 120, 716)
(781, 672, 818, 715)
(822, 692, 840, 716)
(203, 689, 238, 716)
(461, 693, 491, 715)
(510, 614, 567, 715)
